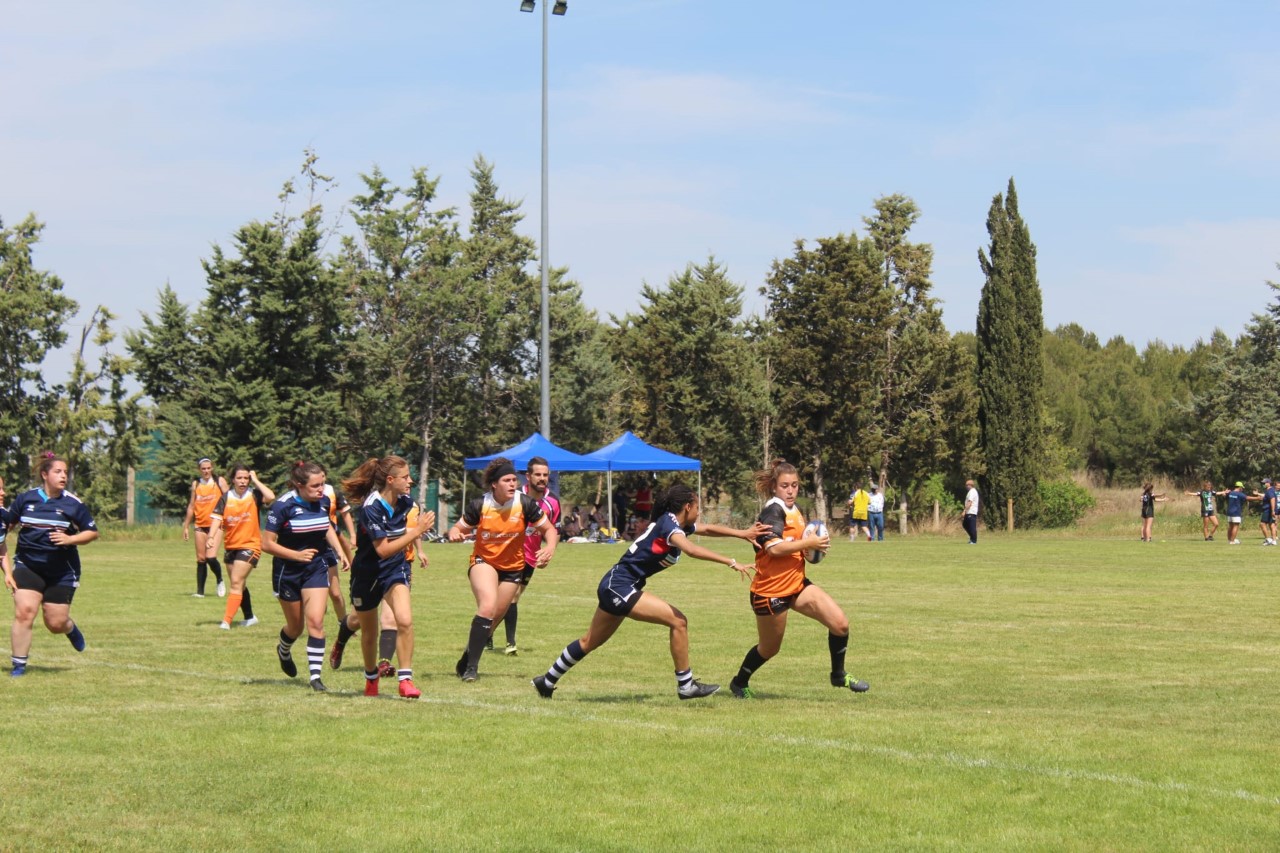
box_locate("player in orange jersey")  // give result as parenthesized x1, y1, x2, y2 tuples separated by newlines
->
(183, 457, 229, 598)
(727, 460, 870, 699)
(207, 465, 275, 630)
(447, 457, 557, 682)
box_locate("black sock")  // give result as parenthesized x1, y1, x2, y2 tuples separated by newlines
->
(829, 632, 848, 676)
(733, 645, 768, 687)
(240, 586, 254, 619)
(504, 603, 518, 645)
(208, 557, 223, 583)
(379, 629, 397, 663)
(337, 619, 357, 645)
(466, 616, 493, 668)
(196, 561, 207, 594)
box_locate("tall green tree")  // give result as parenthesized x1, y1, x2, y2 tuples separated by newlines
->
(976, 178, 1044, 527)
(0, 214, 78, 483)
(764, 236, 890, 519)
(612, 258, 765, 498)
(129, 155, 356, 509)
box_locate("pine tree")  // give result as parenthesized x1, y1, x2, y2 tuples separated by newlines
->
(976, 178, 1044, 527)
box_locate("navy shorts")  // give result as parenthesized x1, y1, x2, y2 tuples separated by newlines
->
(597, 565, 646, 616)
(750, 578, 812, 616)
(322, 547, 340, 569)
(13, 560, 78, 605)
(1262, 510, 1275, 525)
(349, 562, 412, 612)
(272, 557, 330, 602)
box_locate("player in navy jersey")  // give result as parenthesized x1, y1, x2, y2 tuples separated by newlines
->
(532, 483, 761, 701)
(1257, 478, 1278, 546)
(331, 456, 435, 698)
(261, 461, 349, 692)
(2, 454, 99, 677)
(1223, 482, 1249, 545)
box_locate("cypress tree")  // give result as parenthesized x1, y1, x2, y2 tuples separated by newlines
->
(976, 178, 1044, 528)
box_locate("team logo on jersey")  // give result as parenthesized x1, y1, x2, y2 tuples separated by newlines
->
(482, 531, 492, 540)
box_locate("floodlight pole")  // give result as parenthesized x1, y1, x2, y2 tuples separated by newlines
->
(521, 0, 559, 440)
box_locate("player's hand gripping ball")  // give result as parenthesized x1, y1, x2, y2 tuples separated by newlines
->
(803, 519, 828, 564)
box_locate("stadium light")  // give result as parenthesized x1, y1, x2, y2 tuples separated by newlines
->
(519, 0, 567, 439)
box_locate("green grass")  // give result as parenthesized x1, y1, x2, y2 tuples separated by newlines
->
(2, 529, 1278, 851)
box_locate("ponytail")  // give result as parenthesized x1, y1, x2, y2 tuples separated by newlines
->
(652, 483, 697, 519)
(753, 459, 797, 498)
(343, 455, 408, 504)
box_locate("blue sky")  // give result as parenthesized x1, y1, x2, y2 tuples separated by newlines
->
(3, 1, 1278, 369)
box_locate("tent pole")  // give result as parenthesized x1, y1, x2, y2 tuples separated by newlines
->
(607, 470, 614, 534)
(698, 471, 703, 520)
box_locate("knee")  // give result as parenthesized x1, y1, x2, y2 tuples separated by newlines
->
(758, 638, 782, 658)
(669, 607, 688, 632)
(395, 614, 412, 633)
(43, 613, 70, 633)
(476, 606, 497, 621)
(14, 604, 38, 624)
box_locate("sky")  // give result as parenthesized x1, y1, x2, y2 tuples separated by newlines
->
(3, 0, 1279, 376)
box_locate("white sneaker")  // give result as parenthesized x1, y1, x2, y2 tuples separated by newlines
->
(241, 616, 259, 627)
(1230, 539, 1241, 545)
(192, 592, 205, 598)
(216, 581, 226, 597)
(218, 621, 231, 630)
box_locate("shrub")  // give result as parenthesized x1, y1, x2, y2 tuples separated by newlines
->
(1037, 479, 1096, 528)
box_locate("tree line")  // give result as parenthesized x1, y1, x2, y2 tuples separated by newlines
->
(2, 154, 1276, 527)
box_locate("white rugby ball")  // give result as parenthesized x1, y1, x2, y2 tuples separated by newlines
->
(803, 519, 828, 564)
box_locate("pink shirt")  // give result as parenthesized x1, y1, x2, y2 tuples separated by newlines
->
(522, 486, 561, 566)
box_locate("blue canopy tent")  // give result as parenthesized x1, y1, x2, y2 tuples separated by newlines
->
(461, 432, 602, 509)
(583, 431, 702, 531)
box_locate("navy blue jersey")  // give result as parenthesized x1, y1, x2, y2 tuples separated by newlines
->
(352, 492, 415, 576)
(2, 488, 98, 573)
(265, 492, 333, 562)
(1266, 488, 1277, 513)
(1227, 489, 1247, 516)
(615, 512, 696, 581)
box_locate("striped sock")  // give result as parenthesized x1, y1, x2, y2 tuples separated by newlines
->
(675, 668, 694, 691)
(365, 669, 378, 682)
(397, 668, 412, 682)
(306, 636, 324, 682)
(277, 630, 296, 660)
(544, 639, 585, 686)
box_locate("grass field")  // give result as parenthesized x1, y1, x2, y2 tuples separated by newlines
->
(2, 524, 1278, 851)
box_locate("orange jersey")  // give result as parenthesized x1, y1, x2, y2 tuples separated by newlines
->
(751, 497, 809, 598)
(191, 478, 222, 527)
(462, 492, 544, 572)
(323, 484, 350, 529)
(211, 488, 263, 551)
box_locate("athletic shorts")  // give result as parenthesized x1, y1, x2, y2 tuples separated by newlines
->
(195, 526, 211, 535)
(12, 560, 78, 604)
(1201, 510, 1216, 518)
(349, 562, 412, 612)
(1262, 511, 1275, 525)
(597, 565, 646, 617)
(750, 578, 812, 616)
(322, 547, 340, 569)
(1229, 516, 1242, 524)
(225, 548, 260, 566)
(272, 557, 330, 602)
(467, 557, 523, 585)
(517, 564, 536, 586)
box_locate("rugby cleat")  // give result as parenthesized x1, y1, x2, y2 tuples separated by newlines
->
(241, 616, 259, 627)
(377, 659, 394, 679)
(729, 682, 755, 699)
(832, 672, 870, 693)
(455, 653, 469, 679)
(278, 651, 298, 678)
(10, 663, 26, 678)
(461, 667, 479, 683)
(532, 675, 555, 698)
(329, 640, 346, 670)
(363, 677, 379, 697)
(398, 679, 421, 699)
(67, 624, 86, 652)
(310, 678, 329, 693)
(216, 581, 226, 597)
(219, 621, 231, 631)
(504, 643, 519, 657)
(677, 680, 720, 700)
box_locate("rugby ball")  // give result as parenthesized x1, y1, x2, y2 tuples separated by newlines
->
(803, 520, 829, 564)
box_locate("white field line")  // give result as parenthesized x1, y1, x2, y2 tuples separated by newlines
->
(43, 656, 1280, 808)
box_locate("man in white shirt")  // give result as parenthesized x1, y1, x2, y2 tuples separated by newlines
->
(866, 483, 885, 541)
(963, 480, 979, 544)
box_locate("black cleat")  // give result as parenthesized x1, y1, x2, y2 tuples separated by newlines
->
(455, 653, 469, 679)
(677, 679, 720, 700)
(832, 672, 870, 693)
(532, 675, 555, 698)
(729, 681, 755, 699)
(310, 678, 328, 692)
(461, 667, 479, 683)
(278, 651, 298, 678)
